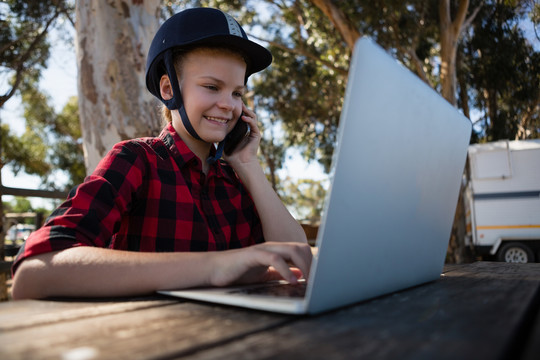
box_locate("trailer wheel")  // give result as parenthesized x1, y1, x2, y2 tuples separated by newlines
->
(497, 242, 535, 263)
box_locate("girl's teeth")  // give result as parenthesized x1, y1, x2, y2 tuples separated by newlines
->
(206, 116, 228, 123)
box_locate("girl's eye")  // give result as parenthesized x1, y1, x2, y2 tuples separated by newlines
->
(204, 85, 218, 91)
(233, 91, 244, 98)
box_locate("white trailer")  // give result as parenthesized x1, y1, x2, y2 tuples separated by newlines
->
(465, 139, 540, 263)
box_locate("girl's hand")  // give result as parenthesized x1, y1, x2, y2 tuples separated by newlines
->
(208, 242, 313, 287)
(223, 103, 261, 167)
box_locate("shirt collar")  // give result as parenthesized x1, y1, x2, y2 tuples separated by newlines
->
(159, 122, 235, 182)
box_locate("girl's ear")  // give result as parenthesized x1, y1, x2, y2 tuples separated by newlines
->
(159, 74, 173, 100)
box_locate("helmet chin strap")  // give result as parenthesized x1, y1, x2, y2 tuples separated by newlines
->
(163, 52, 201, 141)
(163, 51, 225, 164)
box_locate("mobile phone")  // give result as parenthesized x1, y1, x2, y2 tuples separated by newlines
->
(224, 113, 249, 155)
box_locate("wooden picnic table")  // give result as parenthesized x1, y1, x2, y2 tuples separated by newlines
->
(0, 261, 539, 359)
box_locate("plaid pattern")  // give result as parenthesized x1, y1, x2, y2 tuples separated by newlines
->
(13, 123, 263, 273)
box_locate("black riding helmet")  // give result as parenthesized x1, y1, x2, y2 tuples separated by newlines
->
(145, 7, 272, 163)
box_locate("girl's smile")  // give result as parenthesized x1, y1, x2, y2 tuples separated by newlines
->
(204, 115, 232, 125)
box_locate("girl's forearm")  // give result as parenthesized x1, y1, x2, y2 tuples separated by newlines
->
(234, 162, 307, 244)
(11, 247, 214, 299)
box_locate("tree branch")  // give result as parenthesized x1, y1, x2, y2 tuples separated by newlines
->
(439, 0, 451, 33)
(453, 0, 470, 36)
(249, 33, 349, 76)
(406, 48, 430, 84)
(308, 0, 361, 49)
(0, 8, 61, 107)
(462, 4, 482, 33)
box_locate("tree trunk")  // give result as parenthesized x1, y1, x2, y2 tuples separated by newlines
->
(456, 48, 470, 119)
(438, 0, 481, 264)
(486, 88, 502, 139)
(439, 0, 468, 105)
(76, 0, 163, 174)
(439, 0, 481, 106)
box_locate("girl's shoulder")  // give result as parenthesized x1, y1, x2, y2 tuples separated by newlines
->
(114, 135, 172, 160)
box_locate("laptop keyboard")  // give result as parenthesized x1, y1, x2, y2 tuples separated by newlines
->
(229, 281, 307, 298)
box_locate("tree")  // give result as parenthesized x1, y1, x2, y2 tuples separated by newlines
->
(2, 82, 85, 190)
(2, 87, 51, 177)
(0, 0, 74, 107)
(280, 177, 327, 224)
(75, 0, 163, 173)
(50, 96, 86, 188)
(464, 1, 540, 141)
(526, 0, 540, 41)
(438, 0, 481, 105)
(308, 0, 360, 49)
(251, 0, 350, 172)
(1, 1, 80, 190)
(258, 112, 287, 191)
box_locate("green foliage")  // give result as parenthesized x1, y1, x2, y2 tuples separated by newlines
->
(347, 1, 441, 84)
(1, 1, 81, 192)
(1, 84, 84, 189)
(167, 0, 538, 224)
(0, 0, 74, 107)
(4, 197, 32, 213)
(464, 1, 540, 140)
(280, 177, 327, 224)
(1, 122, 50, 177)
(254, 1, 352, 171)
(48, 96, 86, 187)
(2, 197, 50, 225)
(530, 1, 540, 35)
(18, 87, 84, 189)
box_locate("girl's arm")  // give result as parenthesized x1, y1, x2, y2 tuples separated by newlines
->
(11, 241, 312, 299)
(224, 104, 308, 245)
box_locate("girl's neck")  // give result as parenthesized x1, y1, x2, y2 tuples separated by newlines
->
(170, 118, 212, 174)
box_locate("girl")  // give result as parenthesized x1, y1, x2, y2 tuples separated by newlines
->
(11, 7, 311, 299)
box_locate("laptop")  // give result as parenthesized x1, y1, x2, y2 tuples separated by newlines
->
(158, 37, 472, 315)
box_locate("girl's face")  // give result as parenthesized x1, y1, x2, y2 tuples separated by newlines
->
(175, 48, 247, 146)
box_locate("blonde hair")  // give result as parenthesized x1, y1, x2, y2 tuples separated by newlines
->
(161, 104, 173, 123)
(159, 46, 248, 123)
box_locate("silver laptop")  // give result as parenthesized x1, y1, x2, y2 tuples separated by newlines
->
(158, 37, 472, 314)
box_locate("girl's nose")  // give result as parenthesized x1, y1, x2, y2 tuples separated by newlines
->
(217, 94, 235, 111)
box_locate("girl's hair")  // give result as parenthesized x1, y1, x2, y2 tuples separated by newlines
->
(160, 46, 249, 123)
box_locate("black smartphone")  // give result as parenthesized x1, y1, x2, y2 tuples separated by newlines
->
(224, 113, 249, 155)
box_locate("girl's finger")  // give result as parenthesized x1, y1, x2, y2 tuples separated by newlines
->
(252, 243, 312, 281)
(252, 249, 298, 284)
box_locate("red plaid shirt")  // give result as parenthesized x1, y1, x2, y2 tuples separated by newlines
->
(13, 123, 264, 274)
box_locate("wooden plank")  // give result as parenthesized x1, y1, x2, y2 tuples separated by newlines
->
(522, 287, 540, 360)
(0, 261, 12, 274)
(0, 300, 291, 360)
(0, 297, 177, 331)
(442, 263, 464, 273)
(5, 212, 37, 218)
(184, 262, 540, 360)
(2, 262, 538, 359)
(0, 185, 69, 199)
